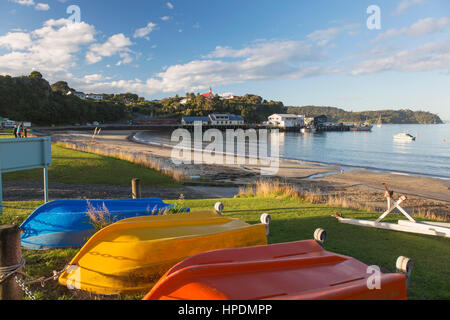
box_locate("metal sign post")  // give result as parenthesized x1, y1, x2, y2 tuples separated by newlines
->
(0, 137, 52, 214)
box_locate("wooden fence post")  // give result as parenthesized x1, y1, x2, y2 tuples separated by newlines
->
(132, 178, 141, 199)
(0, 225, 23, 300)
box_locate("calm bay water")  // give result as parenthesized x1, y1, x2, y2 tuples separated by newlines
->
(136, 123, 450, 179)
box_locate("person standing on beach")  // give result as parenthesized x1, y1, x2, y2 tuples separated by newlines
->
(23, 125, 28, 138)
(16, 123, 22, 138)
(13, 124, 18, 138)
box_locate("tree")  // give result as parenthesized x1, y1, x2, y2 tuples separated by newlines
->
(51, 81, 72, 94)
(29, 71, 43, 79)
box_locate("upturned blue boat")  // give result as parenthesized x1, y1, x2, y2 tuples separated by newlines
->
(19, 198, 186, 249)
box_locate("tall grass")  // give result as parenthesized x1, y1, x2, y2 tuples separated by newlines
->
(236, 179, 449, 221)
(86, 201, 113, 230)
(236, 179, 300, 199)
(54, 140, 187, 183)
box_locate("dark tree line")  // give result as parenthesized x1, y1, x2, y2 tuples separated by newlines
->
(0, 73, 129, 125)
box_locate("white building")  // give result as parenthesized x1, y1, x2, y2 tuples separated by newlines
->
(209, 114, 244, 125)
(86, 94, 103, 101)
(0, 118, 16, 128)
(67, 91, 86, 100)
(220, 93, 235, 100)
(268, 114, 305, 128)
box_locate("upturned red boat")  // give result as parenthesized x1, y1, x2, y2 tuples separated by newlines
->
(143, 229, 411, 300)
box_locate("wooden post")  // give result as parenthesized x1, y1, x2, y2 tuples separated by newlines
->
(0, 225, 23, 300)
(43, 166, 49, 203)
(132, 178, 141, 199)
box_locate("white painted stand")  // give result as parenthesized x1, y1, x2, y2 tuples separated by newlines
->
(333, 184, 450, 238)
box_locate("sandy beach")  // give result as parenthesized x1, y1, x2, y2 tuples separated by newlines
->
(44, 129, 449, 217)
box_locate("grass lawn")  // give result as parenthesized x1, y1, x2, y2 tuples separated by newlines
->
(2, 144, 179, 187)
(0, 197, 448, 300)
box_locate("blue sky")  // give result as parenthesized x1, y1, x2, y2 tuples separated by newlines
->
(1, 0, 449, 119)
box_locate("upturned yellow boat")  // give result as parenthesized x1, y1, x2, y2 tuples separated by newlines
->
(58, 210, 269, 295)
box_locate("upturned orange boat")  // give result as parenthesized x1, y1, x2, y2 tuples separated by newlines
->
(143, 229, 412, 300)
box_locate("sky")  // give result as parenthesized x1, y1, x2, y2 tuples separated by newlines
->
(0, 0, 449, 119)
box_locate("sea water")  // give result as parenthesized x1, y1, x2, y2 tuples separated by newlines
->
(135, 123, 450, 179)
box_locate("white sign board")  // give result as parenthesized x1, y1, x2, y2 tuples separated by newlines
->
(0, 137, 52, 214)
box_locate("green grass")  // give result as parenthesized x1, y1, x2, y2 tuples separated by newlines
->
(3, 144, 179, 186)
(1, 197, 448, 300)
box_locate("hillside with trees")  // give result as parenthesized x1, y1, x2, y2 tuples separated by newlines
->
(0, 72, 129, 126)
(286, 106, 443, 124)
(131, 93, 285, 123)
(0, 72, 442, 125)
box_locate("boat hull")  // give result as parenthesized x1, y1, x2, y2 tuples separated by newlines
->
(58, 211, 268, 295)
(20, 198, 180, 249)
(393, 137, 415, 141)
(143, 240, 407, 300)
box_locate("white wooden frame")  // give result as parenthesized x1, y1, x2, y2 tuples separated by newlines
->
(334, 184, 450, 238)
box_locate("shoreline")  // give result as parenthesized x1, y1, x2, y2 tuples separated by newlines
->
(45, 129, 449, 217)
(135, 136, 450, 182)
(132, 129, 450, 181)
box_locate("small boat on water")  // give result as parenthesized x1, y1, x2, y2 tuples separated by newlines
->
(350, 123, 373, 132)
(20, 198, 183, 249)
(58, 210, 269, 295)
(393, 133, 416, 141)
(143, 230, 410, 300)
(377, 116, 382, 128)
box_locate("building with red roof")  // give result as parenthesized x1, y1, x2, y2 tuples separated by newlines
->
(202, 87, 214, 98)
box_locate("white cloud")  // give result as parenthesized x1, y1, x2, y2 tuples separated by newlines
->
(81, 40, 330, 96)
(133, 22, 157, 39)
(307, 28, 340, 46)
(35, 3, 50, 11)
(394, 0, 425, 15)
(0, 32, 32, 50)
(166, 2, 174, 9)
(116, 52, 133, 66)
(307, 24, 360, 46)
(352, 39, 450, 75)
(0, 18, 96, 77)
(160, 16, 171, 21)
(11, 0, 35, 6)
(86, 33, 133, 64)
(375, 17, 450, 41)
(83, 74, 103, 83)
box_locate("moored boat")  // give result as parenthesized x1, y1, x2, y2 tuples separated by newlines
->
(143, 230, 410, 300)
(350, 123, 373, 132)
(58, 210, 269, 295)
(20, 198, 183, 249)
(393, 133, 416, 141)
